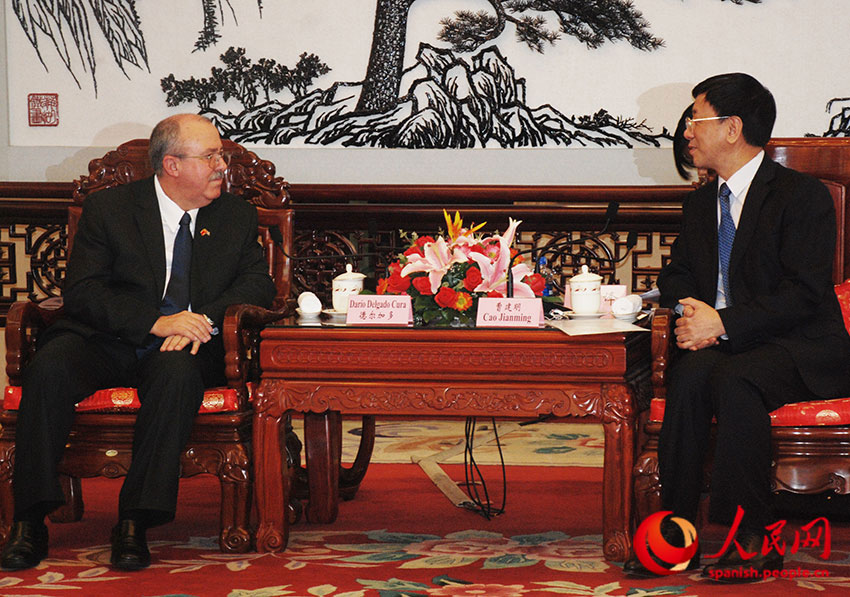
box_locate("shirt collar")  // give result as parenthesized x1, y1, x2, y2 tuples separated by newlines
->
(718, 150, 765, 200)
(154, 175, 199, 232)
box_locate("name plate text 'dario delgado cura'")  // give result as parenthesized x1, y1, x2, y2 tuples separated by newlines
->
(476, 297, 544, 328)
(346, 295, 413, 325)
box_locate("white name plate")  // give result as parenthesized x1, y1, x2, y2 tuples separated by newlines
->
(346, 295, 413, 325)
(476, 297, 544, 328)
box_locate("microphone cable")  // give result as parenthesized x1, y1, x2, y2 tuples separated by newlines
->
(461, 417, 507, 520)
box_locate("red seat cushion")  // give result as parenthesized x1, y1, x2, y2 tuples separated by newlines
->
(649, 280, 850, 427)
(3, 385, 245, 414)
(650, 396, 850, 426)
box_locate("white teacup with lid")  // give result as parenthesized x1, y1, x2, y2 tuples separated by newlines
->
(332, 264, 366, 313)
(569, 265, 602, 314)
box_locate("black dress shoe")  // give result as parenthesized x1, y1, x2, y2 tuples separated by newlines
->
(702, 530, 783, 583)
(110, 520, 150, 571)
(623, 551, 701, 578)
(1, 521, 48, 570)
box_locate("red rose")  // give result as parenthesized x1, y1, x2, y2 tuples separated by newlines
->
(415, 235, 436, 248)
(412, 276, 433, 295)
(463, 266, 483, 292)
(524, 273, 546, 296)
(435, 286, 458, 308)
(386, 271, 411, 294)
(404, 245, 424, 258)
(388, 261, 402, 276)
(487, 290, 504, 298)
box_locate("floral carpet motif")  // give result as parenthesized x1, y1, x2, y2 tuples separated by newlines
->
(3, 521, 849, 596)
(292, 418, 605, 467)
(2, 429, 849, 596)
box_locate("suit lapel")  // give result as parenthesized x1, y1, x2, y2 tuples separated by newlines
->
(730, 157, 776, 276)
(191, 197, 223, 303)
(133, 178, 167, 299)
(691, 181, 721, 296)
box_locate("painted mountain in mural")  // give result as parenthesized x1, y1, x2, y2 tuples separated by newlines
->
(205, 43, 668, 149)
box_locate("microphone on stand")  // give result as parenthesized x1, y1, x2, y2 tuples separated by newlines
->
(506, 201, 625, 296)
(600, 201, 619, 235)
(269, 225, 284, 247)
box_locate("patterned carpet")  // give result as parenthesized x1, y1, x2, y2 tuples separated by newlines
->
(294, 417, 605, 467)
(3, 420, 850, 596)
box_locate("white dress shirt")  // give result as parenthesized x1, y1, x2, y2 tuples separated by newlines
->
(154, 175, 199, 303)
(714, 150, 765, 310)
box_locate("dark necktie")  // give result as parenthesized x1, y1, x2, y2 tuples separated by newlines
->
(718, 183, 735, 306)
(160, 212, 192, 315)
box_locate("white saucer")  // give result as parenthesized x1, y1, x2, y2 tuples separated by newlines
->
(296, 320, 322, 327)
(322, 308, 347, 320)
(567, 311, 605, 319)
(612, 312, 639, 323)
(296, 308, 321, 320)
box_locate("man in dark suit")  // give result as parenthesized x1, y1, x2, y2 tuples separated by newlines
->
(625, 73, 850, 580)
(1, 114, 276, 571)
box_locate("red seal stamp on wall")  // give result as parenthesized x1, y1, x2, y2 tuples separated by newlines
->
(28, 93, 59, 127)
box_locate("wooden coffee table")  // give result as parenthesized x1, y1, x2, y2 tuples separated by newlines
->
(253, 321, 650, 561)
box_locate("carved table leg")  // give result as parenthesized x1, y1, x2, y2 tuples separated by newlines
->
(601, 383, 635, 562)
(253, 381, 289, 552)
(340, 415, 375, 500)
(304, 410, 341, 523)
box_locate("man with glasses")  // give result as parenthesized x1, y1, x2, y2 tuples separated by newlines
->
(625, 73, 850, 581)
(1, 114, 275, 571)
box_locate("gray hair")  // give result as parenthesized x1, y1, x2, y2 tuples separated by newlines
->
(149, 114, 213, 175)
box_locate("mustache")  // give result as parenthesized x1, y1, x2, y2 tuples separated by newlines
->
(209, 171, 225, 182)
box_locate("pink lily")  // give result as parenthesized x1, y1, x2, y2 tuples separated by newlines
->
(401, 236, 468, 294)
(468, 218, 535, 297)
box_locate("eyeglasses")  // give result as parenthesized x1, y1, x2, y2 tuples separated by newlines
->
(176, 150, 231, 168)
(685, 116, 728, 130)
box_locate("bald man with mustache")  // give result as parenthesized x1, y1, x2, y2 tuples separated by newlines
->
(2, 114, 275, 571)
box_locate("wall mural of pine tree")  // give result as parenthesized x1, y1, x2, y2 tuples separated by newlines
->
(824, 98, 850, 137)
(11, 0, 848, 147)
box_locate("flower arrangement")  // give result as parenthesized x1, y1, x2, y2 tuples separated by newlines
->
(377, 211, 546, 326)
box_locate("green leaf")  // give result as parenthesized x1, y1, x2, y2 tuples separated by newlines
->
(399, 555, 480, 569)
(481, 554, 538, 568)
(356, 578, 432, 590)
(534, 446, 577, 454)
(341, 552, 418, 563)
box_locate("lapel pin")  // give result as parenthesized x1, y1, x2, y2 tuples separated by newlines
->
(200, 228, 210, 237)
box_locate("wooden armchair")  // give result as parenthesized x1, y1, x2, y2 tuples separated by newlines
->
(634, 138, 850, 524)
(0, 138, 294, 553)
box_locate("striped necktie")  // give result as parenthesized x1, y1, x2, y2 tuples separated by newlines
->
(718, 183, 735, 306)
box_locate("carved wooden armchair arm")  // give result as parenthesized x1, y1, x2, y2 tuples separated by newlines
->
(6, 298, 290, 403)
(222, 303, 292, 402)
(5, 298, 65, 387)
(650, 307, 677, 401)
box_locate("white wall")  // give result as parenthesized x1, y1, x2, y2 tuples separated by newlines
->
(0, 3, 700, 186)
(6, 2, 850, 187)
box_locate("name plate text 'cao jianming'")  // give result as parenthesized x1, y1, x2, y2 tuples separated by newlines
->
(346, 295, 413, 325)
(476, 297, 544, 328)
